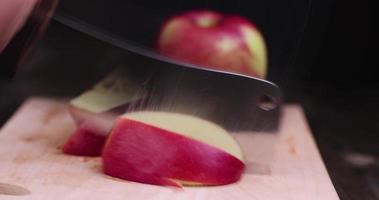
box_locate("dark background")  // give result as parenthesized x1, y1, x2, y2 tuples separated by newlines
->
(55, 0, 312, 87)
(1, 0, 379, 199)
(298, 0, 379, 199)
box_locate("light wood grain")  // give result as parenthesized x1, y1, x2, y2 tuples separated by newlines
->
(0, 97, 340, 200)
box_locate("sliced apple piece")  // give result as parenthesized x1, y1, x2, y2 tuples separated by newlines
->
(102, 111, 245, 187)
(70, 68, 141, 114)
(63, 68, 143, 156)
(62, 126, 106, 156)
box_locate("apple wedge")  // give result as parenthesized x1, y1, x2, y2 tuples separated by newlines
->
(102, 111, 245, 187)
(63, 68, 142, 156)
(62, 127, 106, 156)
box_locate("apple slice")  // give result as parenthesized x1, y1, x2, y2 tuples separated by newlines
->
(62, 126, 106, 156)
(102, 111, 245, 187)
(63, 68, 143, 156)
(70, 68, 142, 115)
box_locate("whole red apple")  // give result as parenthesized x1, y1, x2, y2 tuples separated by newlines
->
(157, 10, 267, 79)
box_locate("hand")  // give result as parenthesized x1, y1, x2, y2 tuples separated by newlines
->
(0, 0, 37, 53)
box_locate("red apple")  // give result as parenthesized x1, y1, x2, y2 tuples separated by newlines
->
(102, 111, 245, 187)
(62, 107, 116, 156)
(157, 10, 267, 79)
(63, 69, 142, 156)
(62, 126, 106, 156)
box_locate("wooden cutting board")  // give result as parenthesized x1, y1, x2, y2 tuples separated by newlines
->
(0, 97, 339, 200)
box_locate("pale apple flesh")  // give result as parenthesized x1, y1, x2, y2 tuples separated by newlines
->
(157, 10, 267, 78)
(102, 112, 245, 187)
(62, 107, 116, 156)
(68, 106, 116, 136)
(63, 68, 142, 156)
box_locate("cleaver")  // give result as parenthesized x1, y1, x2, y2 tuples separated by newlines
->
(4, 0, 283, 132)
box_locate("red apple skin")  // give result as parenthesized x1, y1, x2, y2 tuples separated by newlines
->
(62, 126, 106, 156)
(64, 102, 141, 156)
(102, 118, 245, 187)
(157, 10, 267, 79)
(63, 106, 116, 156)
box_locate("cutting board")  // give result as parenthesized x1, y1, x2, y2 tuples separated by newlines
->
(0, 97, 339, 200)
